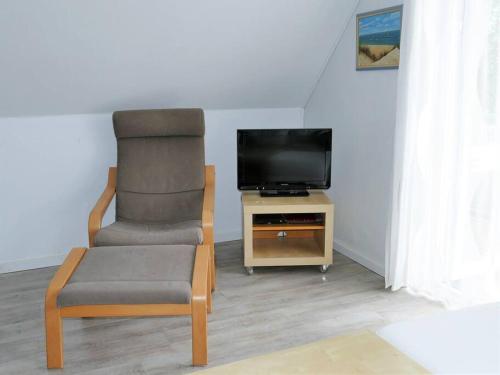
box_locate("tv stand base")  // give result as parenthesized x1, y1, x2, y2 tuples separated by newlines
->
(260, 190, 309, 197)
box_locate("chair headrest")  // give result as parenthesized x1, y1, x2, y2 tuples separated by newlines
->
(113, 108, 204, 139)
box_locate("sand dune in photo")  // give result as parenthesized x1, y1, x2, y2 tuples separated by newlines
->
(358, 45, 399, 68)
(371, 47, 400, 66)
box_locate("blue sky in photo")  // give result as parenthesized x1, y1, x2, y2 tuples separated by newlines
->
(359, 10, 401, 36)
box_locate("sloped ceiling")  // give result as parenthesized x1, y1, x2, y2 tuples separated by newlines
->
(0, 0, 356, 117)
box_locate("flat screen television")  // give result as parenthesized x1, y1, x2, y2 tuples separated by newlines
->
(237, 129, 332, 197)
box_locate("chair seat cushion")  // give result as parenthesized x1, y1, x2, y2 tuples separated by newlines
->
(94, 220, 203, 247)
(58, 245, 195, 307)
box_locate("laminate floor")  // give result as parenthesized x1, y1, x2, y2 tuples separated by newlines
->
(0, 241, 443, 374)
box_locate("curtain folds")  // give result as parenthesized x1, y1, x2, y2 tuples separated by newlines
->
(386, 0, 500, 308)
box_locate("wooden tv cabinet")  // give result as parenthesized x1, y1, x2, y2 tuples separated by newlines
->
(241, 191, 334, 274)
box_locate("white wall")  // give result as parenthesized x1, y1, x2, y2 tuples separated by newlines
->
(0, 108, 302, 273)
(0, 0, 356, 117)
(304, 0, 404, 275)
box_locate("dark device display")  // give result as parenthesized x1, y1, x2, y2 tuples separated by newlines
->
(237, 129, 332, 197)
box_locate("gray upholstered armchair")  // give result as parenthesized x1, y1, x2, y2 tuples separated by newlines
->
(88, 109, 216, 289)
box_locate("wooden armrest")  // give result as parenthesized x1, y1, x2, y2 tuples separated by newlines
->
(88, 167, 117, 247)
(192, 245, 210, 301)
(201, 165, 216, 290)
(201, 165, 215, 230)
(45, 248, 87, 309)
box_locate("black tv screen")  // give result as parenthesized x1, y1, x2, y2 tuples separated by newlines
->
(237, 129, 332, 192)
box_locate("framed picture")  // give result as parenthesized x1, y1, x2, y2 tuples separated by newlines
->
(356, 5, 403, 70)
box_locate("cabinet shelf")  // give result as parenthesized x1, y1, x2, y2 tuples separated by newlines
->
(253, 238, 324, 259)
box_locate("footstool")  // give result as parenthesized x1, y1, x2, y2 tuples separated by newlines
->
(45, 244, 211, 369)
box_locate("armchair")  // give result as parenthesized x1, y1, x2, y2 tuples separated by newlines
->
(88, 109, 216, 289)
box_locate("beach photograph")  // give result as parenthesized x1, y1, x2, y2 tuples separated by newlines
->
(356, 6, 402, 70)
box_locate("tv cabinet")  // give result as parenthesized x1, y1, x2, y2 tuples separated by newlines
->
(241, 191, 334, 274)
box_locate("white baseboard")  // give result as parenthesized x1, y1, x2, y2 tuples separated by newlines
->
(214, 233, 385, 276)
(1, 233, 243, 274)
(215, 230, 242, 243)
(334, 239, 384, 276)
(0, 236, 383, 276)
(0, 253, 67, 274)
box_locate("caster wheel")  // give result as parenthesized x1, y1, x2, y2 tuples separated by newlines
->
(246, 267, 254, 275)
(319, 264, 329, 273)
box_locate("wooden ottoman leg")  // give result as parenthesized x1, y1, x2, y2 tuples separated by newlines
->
(192, 298, 208, 366)
(45, 305, 63, 368)
(44, 247, 87, 369)
(192, 245, 209, 366)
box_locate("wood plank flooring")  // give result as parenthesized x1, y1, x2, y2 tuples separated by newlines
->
(0, 240, 443, 374)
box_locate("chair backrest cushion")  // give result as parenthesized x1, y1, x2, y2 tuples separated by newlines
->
(113, 109, 205, 223)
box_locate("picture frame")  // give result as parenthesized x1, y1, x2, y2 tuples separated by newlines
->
(356, 5, 403, 70)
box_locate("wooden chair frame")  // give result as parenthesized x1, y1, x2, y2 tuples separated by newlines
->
(45, 245, 211, 368)
(88, 165, 216, 290)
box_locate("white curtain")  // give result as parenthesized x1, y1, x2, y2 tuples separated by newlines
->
(386, 0, 500, 308)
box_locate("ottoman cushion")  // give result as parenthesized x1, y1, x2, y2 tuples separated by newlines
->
(58, 245, 195, 307)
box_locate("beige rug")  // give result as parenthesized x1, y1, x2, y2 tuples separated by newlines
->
(196, 331, 428, 374)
